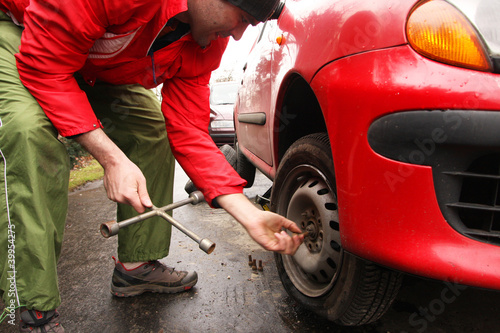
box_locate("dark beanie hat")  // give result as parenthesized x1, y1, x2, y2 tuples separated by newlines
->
(227, 0, 284, 22)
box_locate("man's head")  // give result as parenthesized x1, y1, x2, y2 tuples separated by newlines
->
(185, 0, 284, 47)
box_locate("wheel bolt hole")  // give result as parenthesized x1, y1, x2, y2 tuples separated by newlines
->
(330, 240, 341, 252)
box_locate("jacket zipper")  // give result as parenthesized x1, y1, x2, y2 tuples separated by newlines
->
(147, 22, 168, 86)
(151, 52, 157, 86)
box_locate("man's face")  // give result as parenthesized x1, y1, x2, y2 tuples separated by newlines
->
(187, 0, 259, 47)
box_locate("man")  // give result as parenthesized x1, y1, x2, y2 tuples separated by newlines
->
(0, 0, 303, 331)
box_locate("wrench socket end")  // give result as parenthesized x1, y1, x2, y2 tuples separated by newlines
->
(100, 221, 119, 238)
(199, 238, 216, 254)
(189, 191, 205, 205)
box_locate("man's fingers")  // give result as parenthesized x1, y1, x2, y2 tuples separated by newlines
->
(106, 180, 151, 213)
(281, 217, 302, 234)
(101, 160, 151, 213)
(292, 234, 303, 250)
(127, 183, 151, 214)
(273, 231, 288, 252)
(273, 230, 302, 255)
(137, 181, 153, 208)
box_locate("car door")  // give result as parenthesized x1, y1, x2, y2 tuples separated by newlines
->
(236, 21, 278, 167)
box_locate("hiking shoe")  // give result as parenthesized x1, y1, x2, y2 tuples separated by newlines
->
(111, 259, 198, 297)
(19, 309, 64, 332)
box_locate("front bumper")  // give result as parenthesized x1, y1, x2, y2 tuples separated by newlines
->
(310, 45, 500, 289)
(209, 131, 235, 146)
(368, 110, 500, 246)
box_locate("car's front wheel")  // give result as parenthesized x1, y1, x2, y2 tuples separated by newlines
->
(271, 133, 402, 326)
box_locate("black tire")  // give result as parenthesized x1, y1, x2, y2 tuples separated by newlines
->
(219, 144, 237, 169)
(236, 142, 256, 188)
(271, 133, 402, 326)
(184, 179, 197, 195)
(184, 144, 237, 194)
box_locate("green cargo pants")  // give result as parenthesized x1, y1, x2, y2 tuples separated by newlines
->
(0, 12, 174, 311)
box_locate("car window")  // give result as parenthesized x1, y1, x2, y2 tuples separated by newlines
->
(257, 20, 276, 44)
(210, 83, 240, 105)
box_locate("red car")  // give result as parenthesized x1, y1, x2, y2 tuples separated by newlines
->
(234, 0, 500, 326)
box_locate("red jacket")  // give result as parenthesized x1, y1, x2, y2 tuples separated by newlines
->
(1, 0, 246, 205)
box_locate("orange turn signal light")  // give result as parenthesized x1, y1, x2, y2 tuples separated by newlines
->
(276, 34, 285, 45)
(406, 0, 492, 72)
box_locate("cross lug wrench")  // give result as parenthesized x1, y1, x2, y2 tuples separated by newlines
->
(100, 191, 215, 254)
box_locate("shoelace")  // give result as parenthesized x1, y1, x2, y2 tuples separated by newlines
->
(148, 261, 180, 276)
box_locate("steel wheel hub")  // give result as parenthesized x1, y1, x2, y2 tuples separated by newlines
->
(279, 166, 342, 298)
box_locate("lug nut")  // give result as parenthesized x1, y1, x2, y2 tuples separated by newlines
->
(248, 255, 253, 266)
(252, 259, 257, 270)
(258, 260, 263, 271)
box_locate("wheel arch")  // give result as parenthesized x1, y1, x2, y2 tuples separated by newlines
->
(273, 74, 328, 168)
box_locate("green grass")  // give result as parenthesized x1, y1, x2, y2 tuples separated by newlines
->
(69, 159, 104, 191)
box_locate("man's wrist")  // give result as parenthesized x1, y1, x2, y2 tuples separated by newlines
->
(217, 193, 259, 227)
(73, 128, 125, 169)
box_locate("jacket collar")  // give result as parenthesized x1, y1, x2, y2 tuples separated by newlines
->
(165, 0, 189, 21)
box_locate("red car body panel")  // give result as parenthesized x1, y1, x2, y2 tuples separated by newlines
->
(235, 0, 500, 291)
(311, 46, 500, 290)
(238, 0, 411, 173)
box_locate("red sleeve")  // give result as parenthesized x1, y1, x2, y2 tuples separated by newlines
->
(161, 75, 246, 207)
(14, 0, 154, 137)
(0, 0, 30, 24)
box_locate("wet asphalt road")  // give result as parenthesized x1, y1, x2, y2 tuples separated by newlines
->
(2, 162, 500, 332)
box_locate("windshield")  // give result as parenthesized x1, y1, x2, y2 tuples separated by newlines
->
(210, 83, 240, 105)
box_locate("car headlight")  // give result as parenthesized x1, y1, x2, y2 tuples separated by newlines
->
(210, 120, 234, 129)
(406, 0, 493, 72)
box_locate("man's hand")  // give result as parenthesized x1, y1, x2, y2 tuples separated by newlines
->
(217, 193, 304, 255)
(74, 129, 152, 213)
(102, 158, 152, 213)
(244, 209, 304, 254)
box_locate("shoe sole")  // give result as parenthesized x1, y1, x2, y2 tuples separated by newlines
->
(110, 278, 198, 297)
